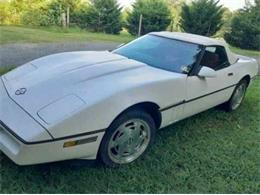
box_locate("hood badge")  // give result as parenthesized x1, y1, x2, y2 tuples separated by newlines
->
(15, 88, 27, 95)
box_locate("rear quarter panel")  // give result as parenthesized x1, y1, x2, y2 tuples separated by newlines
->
(232, 55, 258, 83)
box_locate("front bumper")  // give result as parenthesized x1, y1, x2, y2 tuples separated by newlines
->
(0, 78, 104, 165)
(0, 121, 104, 165)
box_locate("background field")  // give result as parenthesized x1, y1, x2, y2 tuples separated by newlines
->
(0, 67, 259, 193)
(0, 26, 134, 45)
(1, 25, 260, 58)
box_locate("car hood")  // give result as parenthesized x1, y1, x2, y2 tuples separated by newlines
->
(2, 51, 146, 120)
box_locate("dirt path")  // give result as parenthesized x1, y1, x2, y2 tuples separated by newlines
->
(0, 42, 119, 67)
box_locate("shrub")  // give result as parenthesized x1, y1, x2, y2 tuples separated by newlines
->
(224, 1, 260, 50)
(21, 9, 55, 26)
(126, 0, 171, 36)
(21, 0, 84, 27)
(180, 0, 224, 36)
(20, 0, 59, 26)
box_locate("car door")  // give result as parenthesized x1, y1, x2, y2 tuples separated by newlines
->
(182, 46, 238, 118)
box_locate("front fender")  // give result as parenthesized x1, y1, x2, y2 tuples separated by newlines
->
(44, 76, 186, 139)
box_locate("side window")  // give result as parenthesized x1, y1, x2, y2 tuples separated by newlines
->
(200, 46, 230, 71)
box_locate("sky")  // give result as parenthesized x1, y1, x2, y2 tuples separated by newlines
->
(118, 0, 253, 11)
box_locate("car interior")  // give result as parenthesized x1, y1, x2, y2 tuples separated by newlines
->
(200, 46, 230, 71)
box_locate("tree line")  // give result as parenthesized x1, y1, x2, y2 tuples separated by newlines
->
(0, 0, 259, 50)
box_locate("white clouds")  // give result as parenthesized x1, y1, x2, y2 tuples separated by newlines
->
(218, 0, 245, 10)
(118, 0, 135, 8)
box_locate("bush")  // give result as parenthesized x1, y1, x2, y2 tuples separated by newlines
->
(126, 0, 171, 36)
(21, 0, 83, 27)
(224, 1, 260, 50)
(21, 9, 56, 26)
(180, 0, 224, 36)
(20, 0, 60, 26)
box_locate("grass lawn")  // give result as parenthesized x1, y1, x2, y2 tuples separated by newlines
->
(0, 25, 135, 44)
(1, 25, 260, 58)
(0, 66, 259, 193)
(229, 46, 260, 57)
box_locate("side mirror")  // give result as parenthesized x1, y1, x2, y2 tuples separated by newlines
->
(198, 66, 217, 78)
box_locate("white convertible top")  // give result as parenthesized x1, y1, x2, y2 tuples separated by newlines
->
(151, 31, 238, 64)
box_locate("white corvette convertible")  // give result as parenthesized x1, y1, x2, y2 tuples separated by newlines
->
(0, 32, 258, 167)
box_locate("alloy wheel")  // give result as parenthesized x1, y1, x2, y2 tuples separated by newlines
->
(108, 119, 151, 164)
(231, 83, 247, 110)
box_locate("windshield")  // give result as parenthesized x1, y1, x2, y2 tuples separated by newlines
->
(113, 35, 202, 74)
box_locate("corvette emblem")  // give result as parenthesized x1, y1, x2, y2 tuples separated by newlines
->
(15, 88, 27, 95)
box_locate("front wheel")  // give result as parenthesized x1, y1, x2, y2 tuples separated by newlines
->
(224, 79, 248, 111)
(98, 110, 156, 167)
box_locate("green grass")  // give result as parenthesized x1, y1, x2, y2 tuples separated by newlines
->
(0, 67, 14, 75)
(0, 67, 259, 193)
(229, 46, 260, 57)
(0, 25, 135, 44)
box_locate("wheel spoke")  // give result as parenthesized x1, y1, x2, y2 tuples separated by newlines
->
(108, 118, 151, 164)
(117, 142, 128, 156)
(136, 134, 145, 147)
(116, 133, 129, 146)
(133, 128, 141, 140)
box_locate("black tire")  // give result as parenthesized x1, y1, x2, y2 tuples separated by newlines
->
(98, 109, 156, 167)
(224, 79, 248, 112)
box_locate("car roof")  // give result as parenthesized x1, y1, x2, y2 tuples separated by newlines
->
(150, 31, 238, 64)
(150, 31, 226, 46)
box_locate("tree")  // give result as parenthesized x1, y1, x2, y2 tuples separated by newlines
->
(180, 0, 224, 36)
(214, 7, 233, 38)
(0, 0, 82, 26)
(3, 0, 27, 24)
(5, 0, 50, 25)
(76, 0, 123, 34)
(224, 0, 260, 50)
(0, 0, 12, 24)
(126, 0, 171, 36)
(70, 2, 90, 29)
(167, 0, 186, 32)
(48, 0, 81, 27)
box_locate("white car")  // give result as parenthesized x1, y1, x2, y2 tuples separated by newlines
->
(0, 32, 258, 167)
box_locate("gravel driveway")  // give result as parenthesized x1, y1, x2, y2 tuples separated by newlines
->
(0, 42, 119, 67)
(0, 42, 259, 75)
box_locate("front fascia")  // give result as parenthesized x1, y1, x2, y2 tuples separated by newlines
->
(0, 125, 105, 165)
(0, 77, 52, 143)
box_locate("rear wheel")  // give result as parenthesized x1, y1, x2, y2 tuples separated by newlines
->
(224, 79, 248, 111)
(98, 110, 156, 167)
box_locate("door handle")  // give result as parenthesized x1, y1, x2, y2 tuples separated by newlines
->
(228, 73, 234, 76)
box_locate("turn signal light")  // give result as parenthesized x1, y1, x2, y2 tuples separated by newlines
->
(63, 136, 98, 148)
(63, 141, 77, 148)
